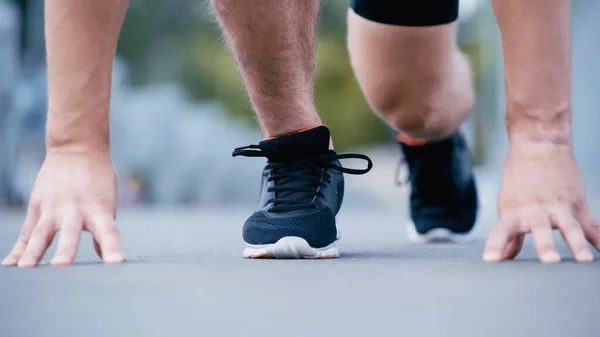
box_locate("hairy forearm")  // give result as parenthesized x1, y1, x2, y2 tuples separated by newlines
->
(493, 0, 572, 145)
(44, 0, 128, 151)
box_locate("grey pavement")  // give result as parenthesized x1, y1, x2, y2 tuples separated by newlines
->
(2, 2, 600, 336)
(1, 196, 599, 337)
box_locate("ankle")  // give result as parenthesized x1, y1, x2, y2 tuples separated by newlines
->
(262, 117, 323, 140)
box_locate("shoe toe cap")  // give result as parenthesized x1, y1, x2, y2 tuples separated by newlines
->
(243, 208, 337, 248)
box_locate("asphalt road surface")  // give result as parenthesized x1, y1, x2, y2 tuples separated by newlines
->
(1, 202, 598, 337)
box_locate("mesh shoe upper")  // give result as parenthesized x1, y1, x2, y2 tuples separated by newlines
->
(242, 208, 337, 248)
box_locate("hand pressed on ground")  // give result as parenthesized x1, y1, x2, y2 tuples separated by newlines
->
(1, 151, 125, 268)
(484, 141, 600, 263)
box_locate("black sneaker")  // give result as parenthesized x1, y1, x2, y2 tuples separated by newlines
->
(398, 132, 479, 243)
(233, 126, 372, 259)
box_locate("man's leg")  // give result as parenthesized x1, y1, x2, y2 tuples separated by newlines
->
(348, 2, 473, 139)
(211, 0, 372, 259)
(484, 0, 600, 263)
(2, 0, 127, 267)
(211, 0, 321, 137)
(348, 0, 478, 242)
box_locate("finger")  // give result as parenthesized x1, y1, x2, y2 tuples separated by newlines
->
(483, 223, 513, 263)
(580, 214, 600, 252)
(503, 234, 524, 260)
(93, 239, 102, 259)
(553, 214, 593, 263)
(18, 216, 56, 268)
(51, 206, 84, 266)
(2, 206, 40, 267)
(86, 213, 125, 264)
(530, 219, 561, 263)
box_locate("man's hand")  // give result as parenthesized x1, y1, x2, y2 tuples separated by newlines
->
(2, 150, 125, 268)
(484, 141, 600, 263)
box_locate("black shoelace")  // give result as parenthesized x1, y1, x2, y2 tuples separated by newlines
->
(233, 145, 373, 212)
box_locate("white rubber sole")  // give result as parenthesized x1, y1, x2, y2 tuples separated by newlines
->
(243, 232, 341, 259)
(405, 219, 480, 244)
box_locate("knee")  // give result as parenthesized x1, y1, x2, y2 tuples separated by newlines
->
(372, 95, 446, 136)
(369, 86, 473, 137)
(353, 63, 444, 128)
(354, 53, 475, 137)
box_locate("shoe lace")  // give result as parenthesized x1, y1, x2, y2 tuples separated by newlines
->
(232, 145, 373, 213)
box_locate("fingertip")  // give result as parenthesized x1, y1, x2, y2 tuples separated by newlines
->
(17, 256, 37, 268)
(103, 254, 126, 264)
(484, 223, 513, 257)
(575, 250, 594, 263)
(483, 251, 502, 263)
(50, 256, 73, 266)
(1, 256, 17, 267)
(540, 252, 561, 264)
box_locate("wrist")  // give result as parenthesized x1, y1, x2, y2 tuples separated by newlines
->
(46, 142, 110, 157)
(506, 107, 572, 147)
(507, 126, 574, 158)
(46, 129, 110, 155)
(45, 108, 110, 154)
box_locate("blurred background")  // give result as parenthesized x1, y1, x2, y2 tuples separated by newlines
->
(0, 0, 599, 210)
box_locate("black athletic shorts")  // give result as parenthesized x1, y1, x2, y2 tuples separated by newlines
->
(350, 0, 459, 27)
